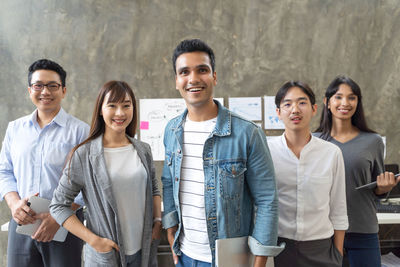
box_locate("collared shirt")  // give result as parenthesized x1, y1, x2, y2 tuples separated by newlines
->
(268, 134, 348, 241)
(162, 101, 284, 265)
(0, 108, 89, 204)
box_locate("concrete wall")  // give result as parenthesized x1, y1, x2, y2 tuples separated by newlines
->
(1, 0, 400, 265)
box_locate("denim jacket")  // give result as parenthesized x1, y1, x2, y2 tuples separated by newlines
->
(162, 101, 284, 265)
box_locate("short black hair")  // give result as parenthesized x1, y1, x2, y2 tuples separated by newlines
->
(275, 81, 316, 108)
(28, 59, 67, 87)
(172, 39, 215, 74)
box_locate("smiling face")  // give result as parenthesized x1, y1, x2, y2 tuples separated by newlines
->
(277, 86, 317, 133)
(101, 92, 133, 135)
(28, 69, 66, 117)
(327, 83, 358, 121)
(175, 51, 217, 110)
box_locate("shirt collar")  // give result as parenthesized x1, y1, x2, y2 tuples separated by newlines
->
(280, 132, 316, 154)
(212, 100, 231, 136)
(28, 108, 67, 128)
(174, 100, 231, 136)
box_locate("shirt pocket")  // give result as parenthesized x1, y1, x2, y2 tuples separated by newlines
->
(305, 175, 332, 209)
(218, 160, 247, 200)
(44, 142, 74, 170)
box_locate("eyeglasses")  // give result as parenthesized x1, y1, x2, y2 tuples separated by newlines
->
(280, 100, 309, 111)
(30, 82, 62, 92)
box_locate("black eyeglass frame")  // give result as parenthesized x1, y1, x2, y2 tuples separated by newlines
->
(30, 82, 62, 92)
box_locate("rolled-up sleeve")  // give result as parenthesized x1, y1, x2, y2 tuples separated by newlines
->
(329, 148, 348, 230)
(248, 236, 286, 256)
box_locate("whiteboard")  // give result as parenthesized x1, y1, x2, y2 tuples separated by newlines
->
(139, 98, 223, 161)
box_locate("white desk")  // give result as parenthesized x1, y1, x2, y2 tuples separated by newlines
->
(1, 222, 8, 231)
(377, 213, 400, 224)
(377, 198, 400, 224)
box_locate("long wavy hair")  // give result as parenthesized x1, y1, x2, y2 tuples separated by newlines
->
(66, 81, 137, 175)
(316, 75, 375, 140)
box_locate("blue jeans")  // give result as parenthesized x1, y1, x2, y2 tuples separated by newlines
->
(343, 233, 381, 267)
(126, 249, 141, 267)
(177, 252, 211, 267)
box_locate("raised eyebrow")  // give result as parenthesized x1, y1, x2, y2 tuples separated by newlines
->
(196, 64, 211, 70)
(108, 100, 131, 104)
(282, 97, 309, 103)
(297, 97, 309, 101)
(32, 80, 59, 84)
(177, 64, 211, 73)
(335, 93, 356, 97)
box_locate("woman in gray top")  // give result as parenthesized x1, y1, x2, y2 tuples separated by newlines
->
(316, 75, 399, 267)
(50, 81, 161, 267)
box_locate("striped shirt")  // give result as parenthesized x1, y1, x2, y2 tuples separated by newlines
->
(179, 116, 216, 263)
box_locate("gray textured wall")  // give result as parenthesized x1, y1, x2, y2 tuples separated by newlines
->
(1, 0, 400, 265)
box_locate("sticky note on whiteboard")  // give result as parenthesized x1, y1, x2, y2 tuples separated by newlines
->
(140, 121, 149, 130)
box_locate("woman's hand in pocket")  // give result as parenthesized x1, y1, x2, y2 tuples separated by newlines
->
(90, 236, 119, 253)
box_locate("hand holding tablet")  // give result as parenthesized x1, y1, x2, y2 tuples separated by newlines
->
(356, 173, 400, 190)
(16, 196, 68, 242)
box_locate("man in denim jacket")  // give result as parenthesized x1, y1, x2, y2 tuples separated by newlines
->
(162, 39, 284, 267)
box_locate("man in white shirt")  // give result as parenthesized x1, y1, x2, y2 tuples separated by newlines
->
(268, 81, 348, 267)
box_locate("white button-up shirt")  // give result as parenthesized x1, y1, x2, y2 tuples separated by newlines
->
(268, 134, 348, 241)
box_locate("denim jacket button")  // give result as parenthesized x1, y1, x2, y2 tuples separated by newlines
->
(177, 149, 181, 154)
(175, 177, 178, 182)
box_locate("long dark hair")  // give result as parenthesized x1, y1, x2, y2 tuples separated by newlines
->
(66, 81, 137, 175)
(316, 75, 375, 140)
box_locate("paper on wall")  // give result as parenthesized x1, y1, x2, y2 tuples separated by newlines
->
(228, 97, 262, 121)
(264, 96, 285, 129)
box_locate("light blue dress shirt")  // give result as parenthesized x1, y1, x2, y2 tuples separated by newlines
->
(0, 108, 89, 205)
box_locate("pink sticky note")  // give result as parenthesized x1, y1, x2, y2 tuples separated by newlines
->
(140, 121, 149, 130)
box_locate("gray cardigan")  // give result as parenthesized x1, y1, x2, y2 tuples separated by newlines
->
(50, 135, 160, 267)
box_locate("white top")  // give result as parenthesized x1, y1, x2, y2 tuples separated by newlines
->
(268, 134, 348, 241)
(179, 117, 216, 263)
(104, 144, 147, 255)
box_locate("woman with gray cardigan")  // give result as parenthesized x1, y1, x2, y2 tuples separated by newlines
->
(50, 81, 161, 267)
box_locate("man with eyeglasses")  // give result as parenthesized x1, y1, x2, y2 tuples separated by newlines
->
(0, 59, 89, 267)
(268, 81, 348, 267)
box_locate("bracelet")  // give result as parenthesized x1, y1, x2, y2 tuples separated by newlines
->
(153, 217, 162, 223)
